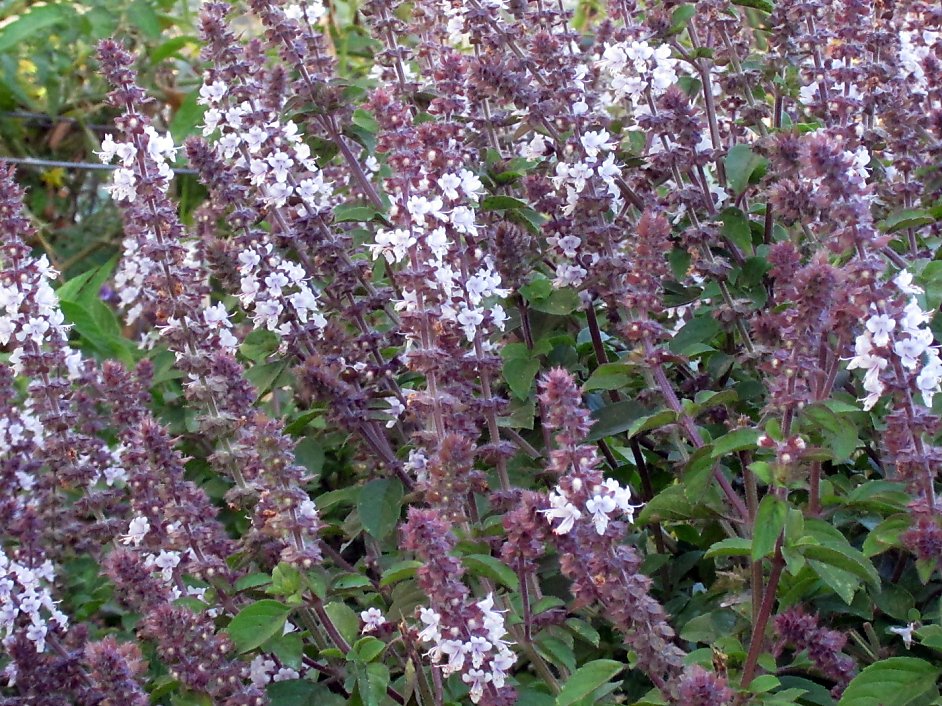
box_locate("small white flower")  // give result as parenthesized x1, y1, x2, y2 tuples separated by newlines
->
(890, 623, 916, 649)
(866, 314, 896, 347)
(360, 607, 386, 633)
(438, 173, 462, 200)
(894, 270, 923, 296)
(541, 490, 582, 535)
(462, 669, 492, 704)
(198, 80, 227, 105)
(417, 607, 441, 643)
(580, 129, 613, 160)
(249, 656, 276, 687)
(120, 516, 150, 546)
(585, 493, 617, 535)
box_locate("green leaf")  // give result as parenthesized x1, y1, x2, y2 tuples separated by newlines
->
(503, 357, 540, 400)
(227, 600, 291, 653)
(380, 560, 422, 587)
(128, 0, 162, 39)
(807, 560, 858, 604)
(555, 659, 625, 706)
(151, 35, 199, 63)
(669, 316, 720, 356)
(323, 601, 360, 648)
(862, 515, 910, 557)
(462, 554, 519, 589)
(587, 399, 647, 442)
(294, 438, 324, 477)
(798, 542, 879, 587)
(704, 537, 752, 558)
(720, 208, 754, 253)
(800, 404, 857, 462)
(350, 636, 386, 663)
(731, 0, 774, 11)
(583, 362, 633, 392)
(353, 662, 389, 706)
(334, 204, 380, 222)
(725, 144, 767, 195)
(627, 409, 677, 438)
(918, 261, 942, 311)
(481, 195, 529, 211)
(668, 4, 696, 34)
(266, 680, 344, 706)
(838, 658, 941, 706)
(879, 208, 936, 234)
(529, 288, 582, 316)
(753, 495, 786, 560)
(240, 329, 280, 362)
(710, 428, 760, 459)
(0, 4, 73, 54)
(357, 478, 403, 540)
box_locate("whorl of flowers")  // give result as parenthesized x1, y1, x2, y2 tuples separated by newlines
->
(401, 508, 517, 706)
(773, 607, 857, 697)
(534, 369, 683, 687)
(97, 39, 322, 569)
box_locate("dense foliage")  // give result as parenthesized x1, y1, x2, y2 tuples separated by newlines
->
(1, 1, 942, 705)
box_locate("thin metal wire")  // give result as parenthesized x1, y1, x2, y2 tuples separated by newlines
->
(0, 155, 197, 175)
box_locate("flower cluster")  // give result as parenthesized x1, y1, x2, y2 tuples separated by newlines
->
(413, 595, 516, 703)
(597, 39, 679, 109)
(0, 552, 68, 653)
(847, 271, 940, 409)
(542, 477, 637, 535)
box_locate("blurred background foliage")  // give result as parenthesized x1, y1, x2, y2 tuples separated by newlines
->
(0, 0, 378, 279)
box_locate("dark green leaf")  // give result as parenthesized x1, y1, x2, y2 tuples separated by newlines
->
(753, 495, 786, 560)
(838, 658, 940, 706)
(357, 478, 403, 540)
(462, 554, 519, 589)
(555, 659, 624, 706)
(503, 357, 540, 400)
(725, 144, 767, 195)
(227, 600, 291, 653)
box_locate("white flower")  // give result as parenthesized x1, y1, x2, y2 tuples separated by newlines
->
(901, 299, 931, 333)
(541, 490, 582, 535)
(267, 151, 294, 182)
(890, 623, 916, 649)
(585, 493, 617, 534)
(198, 80, 227, 105)
(120, 516, 150, 546)
(866, 314, 896, 347)
(490, 304, 508, 332)
(96, 134, 119, 163)
(894, 270, 923, 295)
(108, 168, 137, 202)
(440, 639, 466, 676)
(273, 667, 300, 682)
(360, 607, 386, 633)
(417, 607, 441, 643)
(490, 648, 516, 689)
(265, 182, 294, 208)
(554, 263, 587, 288)
(580, 129, 613, 160)
(249, 656, 276, 687)
(463, 636, 492, 668)
(243, 126, 268, 153)
(520, 133, 549, 160)
(462, 669, 492, 704)
(895, 333, 931, 369)
(459, 169, 484, 202)
(384, 396, 405, 428)
(457, 305, 485, 341)
(438, 173, 462, 200)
